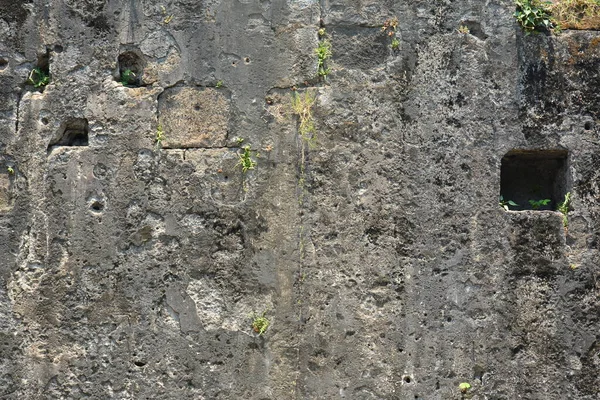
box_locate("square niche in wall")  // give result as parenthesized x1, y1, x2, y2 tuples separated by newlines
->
(500, 150, 569, 211)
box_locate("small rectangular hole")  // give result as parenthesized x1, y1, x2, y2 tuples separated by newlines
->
(500, 149, 569, 211)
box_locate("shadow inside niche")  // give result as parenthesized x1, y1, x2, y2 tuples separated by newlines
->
(117, 51, 145, 87)
(500, 149, 569, 211)
(47, 118, 89, 153)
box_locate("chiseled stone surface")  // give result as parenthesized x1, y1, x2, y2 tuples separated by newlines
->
(0, 0, 599, 399)
(159, 87, 230, 149)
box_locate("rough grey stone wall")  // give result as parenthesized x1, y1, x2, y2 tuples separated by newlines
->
(0, 0, 599, 399)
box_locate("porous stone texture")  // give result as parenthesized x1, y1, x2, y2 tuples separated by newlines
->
(0, 1, 599, 399)
(158, 87, 230, 148)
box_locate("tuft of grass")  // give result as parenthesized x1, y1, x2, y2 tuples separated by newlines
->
(291, 89, 317, 145)
(557, 192, 571, 229)
(549, 0, 600, 29)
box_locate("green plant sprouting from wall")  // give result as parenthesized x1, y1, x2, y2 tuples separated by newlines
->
(382, 17, 400, 50)
(499, 195, 518, 211)
(237, 144, 257, 173)
(529, 198, 551, 209)
(155, 124, 165, 148)
(291, 88, 318, 199)
(28, 68, 50, 88)
(251, 311, 270, 335)
(458, 24, 470, 34)
(557, 191, 571, 229)
(514, 0, 558, 34)
(160, 5, 174, 24)
(291, 90, 317, 146)
(459, 382, 472, 394)
(120, 69, 137, 86)
(315, 29, 332, 80)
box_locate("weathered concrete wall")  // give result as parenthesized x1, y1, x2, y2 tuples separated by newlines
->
(0, 0, 599, 399)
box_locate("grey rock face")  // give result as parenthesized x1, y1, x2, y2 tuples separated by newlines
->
(0, 1, 599, 399)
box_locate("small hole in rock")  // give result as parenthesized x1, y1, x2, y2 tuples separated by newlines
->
(404, 376, 412, 384)
(194, 104, 201, 111)
(117, 51, 145, 86)
(90, 201, 104, 212)
(0, 59, 8, 70)
(584, 121, 593, 130)
(27, 51, 50, 90)
(244, 57, 250, 63)
(54, 45, 64, 53)
(133, 360, 147, 367)
(48, 118, 89, 151)
(500, 149, 569, 211)
(41, 117, 49, 125)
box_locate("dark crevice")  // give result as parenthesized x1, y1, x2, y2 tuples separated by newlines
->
(15, 91, 22, 138)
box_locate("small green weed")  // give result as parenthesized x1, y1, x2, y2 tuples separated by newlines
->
(155, 124, 165, 146)
(315, 32, 332, 79)
(458, 24, 470, 34)
(557, 191, 571, 228)
(28, 68, 50, 88)
(529, 198, 551, 209)
(216, 80, 223, 88)
(238, 144, 257, 173)
(7, 166, 14, 175)
(514, 0, 558, 34)
(499, 195, 518, 211)
(382, 17, 400, 50)
(160, 6, 174, 24)
(251, 311, 270, 335)
(459, 382, 471, 394)
(120, 69, 137, 86)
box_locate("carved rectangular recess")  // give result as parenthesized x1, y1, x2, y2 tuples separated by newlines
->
(47, 118, 89, 152)
(500, 150, 569, 211)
